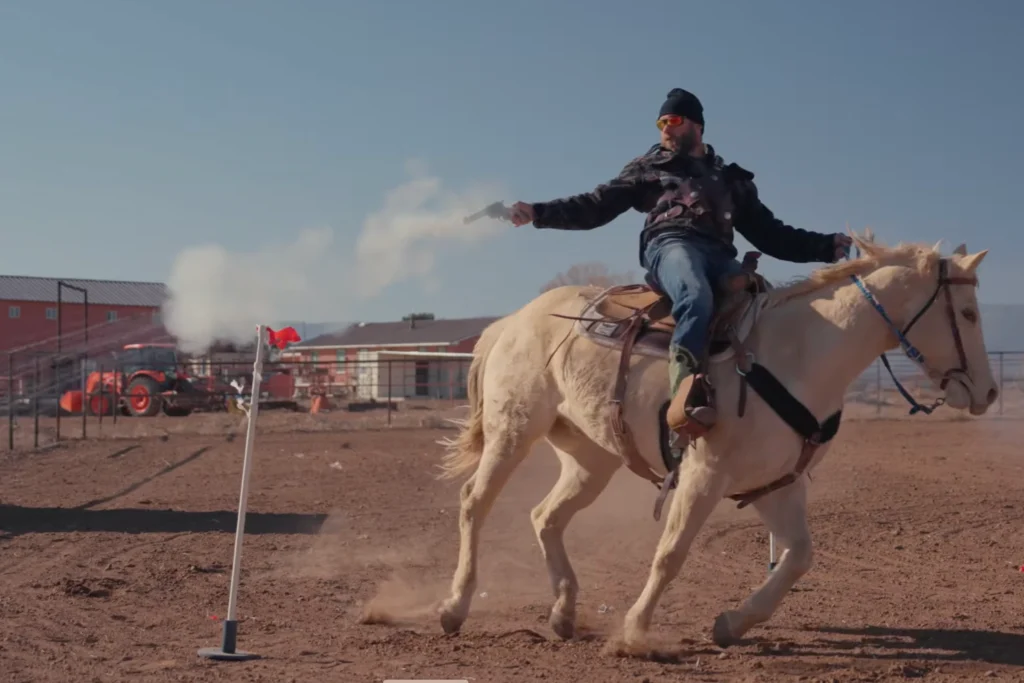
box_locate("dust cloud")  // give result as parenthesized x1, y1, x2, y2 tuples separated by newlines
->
(162, 159, 507, 353)
(351, 440, 673, 633)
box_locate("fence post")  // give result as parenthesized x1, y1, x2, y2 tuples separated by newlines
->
(112, 357, 119, 425)
(875, 358, 882, 415)
(7, 353, 13, 451)
(387, 360, 393, 427)
(55, 355, 61, 443)
(34, 356, 40, 449)
(998, 352, 1004, 415)
(81, 352, 87, 439)
(97, 363, 104, 430)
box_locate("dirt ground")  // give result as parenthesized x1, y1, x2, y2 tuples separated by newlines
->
(2, 416, 1024, 682)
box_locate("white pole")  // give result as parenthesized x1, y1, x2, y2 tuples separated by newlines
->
(769, 532, 777, 572)
(198, 324, 267, 661)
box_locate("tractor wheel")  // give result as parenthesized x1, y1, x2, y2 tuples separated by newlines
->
(87, 392, 115, 416)
(126, 376, 162, 417)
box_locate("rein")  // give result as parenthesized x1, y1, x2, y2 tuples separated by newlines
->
(850, 257, 978, 415)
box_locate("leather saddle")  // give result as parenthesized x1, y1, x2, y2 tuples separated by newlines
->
(564, 251, 771, 491)
(574, 251, 770, 361)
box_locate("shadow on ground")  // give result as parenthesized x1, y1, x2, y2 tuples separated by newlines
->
(790, 625, 1024, 666)
(0, 505, 326, 537)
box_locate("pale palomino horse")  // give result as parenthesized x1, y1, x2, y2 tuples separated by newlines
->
(435, 232, 997, 650)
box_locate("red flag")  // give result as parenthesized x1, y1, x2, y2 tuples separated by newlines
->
(266, 326, 301, 349)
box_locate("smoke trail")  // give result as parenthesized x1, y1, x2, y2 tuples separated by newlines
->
(162, 160, 507, 353)
(349, 159, 505, 298)
(162, 228, 334, 353)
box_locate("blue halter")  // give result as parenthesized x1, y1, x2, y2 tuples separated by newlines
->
(847, 250, 974, 415)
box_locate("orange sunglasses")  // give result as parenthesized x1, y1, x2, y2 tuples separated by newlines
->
(656, 115, 684, 130)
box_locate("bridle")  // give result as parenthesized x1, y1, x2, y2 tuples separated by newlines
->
(850, 257, 978, 415)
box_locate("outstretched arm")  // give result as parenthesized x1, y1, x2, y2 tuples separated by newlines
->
(730, 164, 848, 263)
(512, 158, 652, 231)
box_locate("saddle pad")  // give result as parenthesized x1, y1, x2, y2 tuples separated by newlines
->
(572, 286, 769, 363)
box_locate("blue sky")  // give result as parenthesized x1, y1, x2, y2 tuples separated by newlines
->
(3, 0, 1022, 340)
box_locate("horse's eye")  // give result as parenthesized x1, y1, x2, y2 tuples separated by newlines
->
(961, 308, 978, 324)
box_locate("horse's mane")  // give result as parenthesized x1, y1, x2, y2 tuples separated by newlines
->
(764, 230, 942, 307)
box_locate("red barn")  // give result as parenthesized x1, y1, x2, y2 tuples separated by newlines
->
(0, 275, 174, 402)
(0, 275, 169, 354)
(281, 315, 498, 400)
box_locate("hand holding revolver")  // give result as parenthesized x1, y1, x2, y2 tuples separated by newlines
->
(507, 202, 534, 227)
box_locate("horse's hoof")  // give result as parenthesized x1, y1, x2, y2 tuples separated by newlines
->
(439, 609, 463, 635)
(620, 616, 647, 651)
(549, 610, 575, 640)
(712, 612, 737, 648)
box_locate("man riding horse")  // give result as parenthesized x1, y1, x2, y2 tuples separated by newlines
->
(507, 87, 852, 449)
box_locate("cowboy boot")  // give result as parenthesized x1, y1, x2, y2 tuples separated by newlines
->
(667, 347, 691, 396)
(666, 345, 718, 440)
(664, 353, 690, 464)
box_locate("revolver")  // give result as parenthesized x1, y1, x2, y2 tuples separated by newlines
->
(463, 201, 511, 224)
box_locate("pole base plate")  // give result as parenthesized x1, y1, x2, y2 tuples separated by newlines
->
(197, 646, 260, 661)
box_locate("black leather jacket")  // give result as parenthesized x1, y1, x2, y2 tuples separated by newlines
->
(531, 143, 838, 265)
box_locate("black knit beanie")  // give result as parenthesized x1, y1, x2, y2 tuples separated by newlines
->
(659, 88, 704, 127)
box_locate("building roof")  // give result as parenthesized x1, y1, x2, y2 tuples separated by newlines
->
(297, 316, 499, 348)
(0, 275, 167, 307)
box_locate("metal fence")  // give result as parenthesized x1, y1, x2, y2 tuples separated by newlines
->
(3, 351, 1023, 451)
(0, 352, 476, 450)
(844, 351, 1024, 419)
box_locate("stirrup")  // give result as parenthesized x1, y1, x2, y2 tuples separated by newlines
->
(653, 467, 678, 521)
(669, 403, 718, 441)
(682, 405, 718, 433)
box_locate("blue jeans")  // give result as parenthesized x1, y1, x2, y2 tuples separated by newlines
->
(642, 234, 744, 370)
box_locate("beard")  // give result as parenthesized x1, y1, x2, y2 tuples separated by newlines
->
(666, 128, 699, 154)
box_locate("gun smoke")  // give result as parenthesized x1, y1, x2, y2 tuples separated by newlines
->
(162, 161, 506, 353)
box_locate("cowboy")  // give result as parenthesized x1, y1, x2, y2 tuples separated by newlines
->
(507, 88, 851, 438)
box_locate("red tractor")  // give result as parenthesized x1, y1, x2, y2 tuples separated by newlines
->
(60, 343, 220, 417)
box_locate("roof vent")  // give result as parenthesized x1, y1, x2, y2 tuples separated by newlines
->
(402, 312, 435, 329)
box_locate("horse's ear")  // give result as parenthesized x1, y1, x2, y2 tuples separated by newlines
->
(852, 229, 879, 256)
(960, 249, 988, 272)
(953, 243, 967, 256)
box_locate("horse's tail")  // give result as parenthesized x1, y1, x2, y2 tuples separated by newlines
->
(437, 316, 505, 480)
